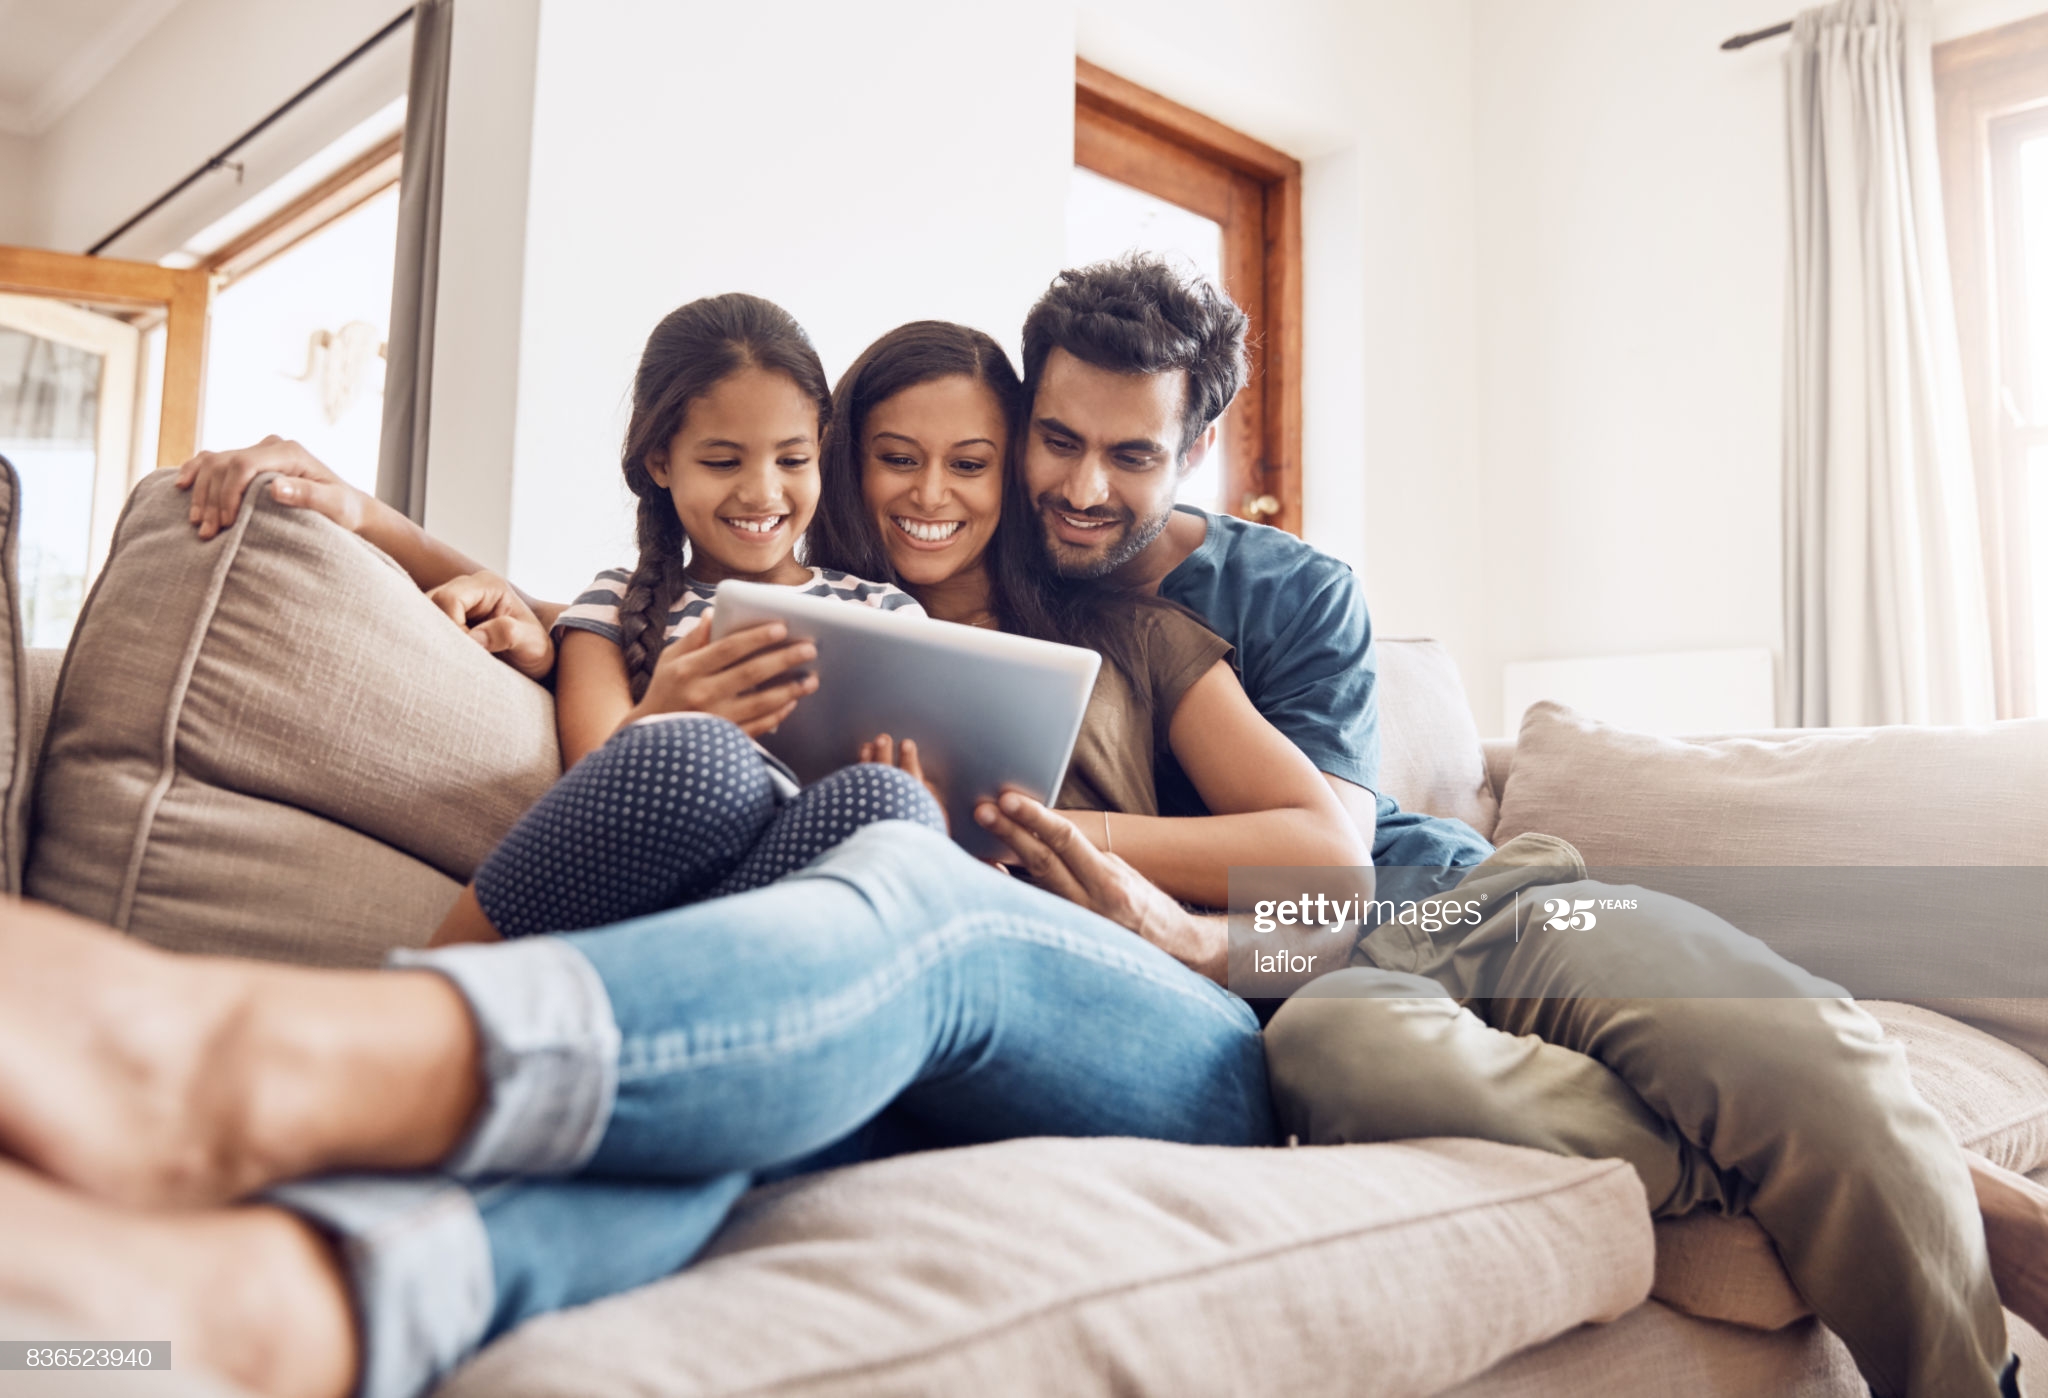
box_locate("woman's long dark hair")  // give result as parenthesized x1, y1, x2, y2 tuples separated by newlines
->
(616, 293, 830, 700)
(806, 320, 1164, 680)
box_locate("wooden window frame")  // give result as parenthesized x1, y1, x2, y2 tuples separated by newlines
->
(199, 132, 403, 288)
(1935, 13, 2048, 718)
(0, 247, 213, 470)
(1075, 60, 1304, 536)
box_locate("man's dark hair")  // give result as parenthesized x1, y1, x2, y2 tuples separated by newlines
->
(1019, 254, 1250, 459)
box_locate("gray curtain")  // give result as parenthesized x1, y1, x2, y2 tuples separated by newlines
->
(1781, 0, 1995, 725)
(377, 0, 453, 524)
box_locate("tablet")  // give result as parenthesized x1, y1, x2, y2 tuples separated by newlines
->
(709, 579, 1102, 857)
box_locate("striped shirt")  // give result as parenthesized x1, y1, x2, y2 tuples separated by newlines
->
(554, 565, 925, 650)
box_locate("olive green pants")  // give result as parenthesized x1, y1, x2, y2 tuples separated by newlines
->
(1263, 834, 2008, 1398)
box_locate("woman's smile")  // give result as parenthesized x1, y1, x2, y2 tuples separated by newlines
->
(860, 374, 1008, 591)
(891, 515, 966, 548)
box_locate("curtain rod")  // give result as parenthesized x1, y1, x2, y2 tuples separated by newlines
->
(1723, 20, 1793, 49)
(87, 7, 415, 257)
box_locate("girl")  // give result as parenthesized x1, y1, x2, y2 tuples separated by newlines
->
(434, 294, 942, 945)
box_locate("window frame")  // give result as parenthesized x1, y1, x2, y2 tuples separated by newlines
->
(199, 132, 403, 288)
(0, 247, 212, 471)
(1074, 60, 1304, 536)
(1934, 13, 2048, 718)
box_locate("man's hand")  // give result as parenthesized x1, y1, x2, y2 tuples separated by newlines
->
(174, 437, 367, 540)
(974, 791, 1227, 984)
(634, 619, 818, 737)
(427, 571, 555, 681)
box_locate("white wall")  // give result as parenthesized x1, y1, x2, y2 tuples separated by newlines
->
(457, 0, 1487, 685)
(25, 0, 405, 256)
(1078, 0, 1484, 702)
(0, 133, 32, 245)
(488, 0, 1075, 598)
(1936, 0, 2048, 39)
(1470, 0, 1792, 736)
(1466, 0, 2048, 737)
(420, 0, 542, 576)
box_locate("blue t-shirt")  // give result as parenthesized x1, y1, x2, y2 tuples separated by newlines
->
(1155, 506, 1493, 876)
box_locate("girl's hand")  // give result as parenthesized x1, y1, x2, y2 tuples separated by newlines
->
(174, 436, 367, 541)
(428, 571, 555, 681)
(859, 733, 948, 827)
(633, 619, 818, 736)
(973, 790, 1227, 983)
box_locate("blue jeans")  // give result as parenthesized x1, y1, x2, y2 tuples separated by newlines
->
(273, 822, 1274, 1398)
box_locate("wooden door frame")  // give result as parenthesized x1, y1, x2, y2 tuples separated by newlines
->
(1075, 59, 1304, 536)
(0, 246, 214, 470)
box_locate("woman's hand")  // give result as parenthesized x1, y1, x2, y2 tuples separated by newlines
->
(428, 571, 555, 681)
(974, 791, 1227, 984)
(633, 619, 818, 737)
(174, 437, 368, 541)
(860, 734, 947, 830)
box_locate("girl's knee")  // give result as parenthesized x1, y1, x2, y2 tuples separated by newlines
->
(824, 763, 944, 830)
(600, 713, 753, 766)
(566, 714, 775, 835)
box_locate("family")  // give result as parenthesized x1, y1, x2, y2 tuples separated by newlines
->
(0, 257, 2041, 1398)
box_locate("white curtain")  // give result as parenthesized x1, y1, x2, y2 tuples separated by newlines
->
(1782, 0, 1996, 726)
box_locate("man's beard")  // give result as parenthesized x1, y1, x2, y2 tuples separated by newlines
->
(1036, 494, 1175, 579)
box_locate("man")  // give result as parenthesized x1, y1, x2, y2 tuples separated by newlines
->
(1011, 256, 1491, 882)
(997, 256, 2031, 1398)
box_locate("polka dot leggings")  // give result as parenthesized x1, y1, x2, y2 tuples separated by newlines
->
(473, 713, 945, 938)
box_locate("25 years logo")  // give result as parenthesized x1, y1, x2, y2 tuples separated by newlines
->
(1540, 896, 1639, 931)
(1542, 898, 1599, 930)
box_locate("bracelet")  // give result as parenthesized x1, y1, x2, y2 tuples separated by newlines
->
(1102, 810, 1113, 853)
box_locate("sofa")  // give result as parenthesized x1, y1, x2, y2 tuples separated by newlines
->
(5, 466, 2048, 1396)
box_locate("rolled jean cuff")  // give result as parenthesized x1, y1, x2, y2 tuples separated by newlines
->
(267, 1175, 491, 1398)
(389, 936, 621, 1177)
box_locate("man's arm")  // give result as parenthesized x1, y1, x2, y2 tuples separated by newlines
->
(976, 793, 1229, 985)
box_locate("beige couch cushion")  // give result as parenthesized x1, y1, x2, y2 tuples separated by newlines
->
(1447, 1303, 1861, 1396)
(1375, 638, 1497, 838)
(27, 472, 560, 965)
(442, 1136, 1653, 1398)
(1489, 702, 2048, 1063)
(1492, 700, 2048, 865)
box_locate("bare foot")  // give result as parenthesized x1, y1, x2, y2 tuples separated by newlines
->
(0, 899, 482, 1206)
(0, 1155, 358, 1398)
(1968, 1149, 2048, 1336)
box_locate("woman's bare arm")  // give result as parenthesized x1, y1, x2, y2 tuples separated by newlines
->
(1078, 661, 1369, 908)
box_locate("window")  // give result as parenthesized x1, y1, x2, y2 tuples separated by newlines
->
(0, 250, 210, 646)
(194, 132, 402, 497)
(1935, 14, 2048, 718)
(1069, 61, 1302, 535)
